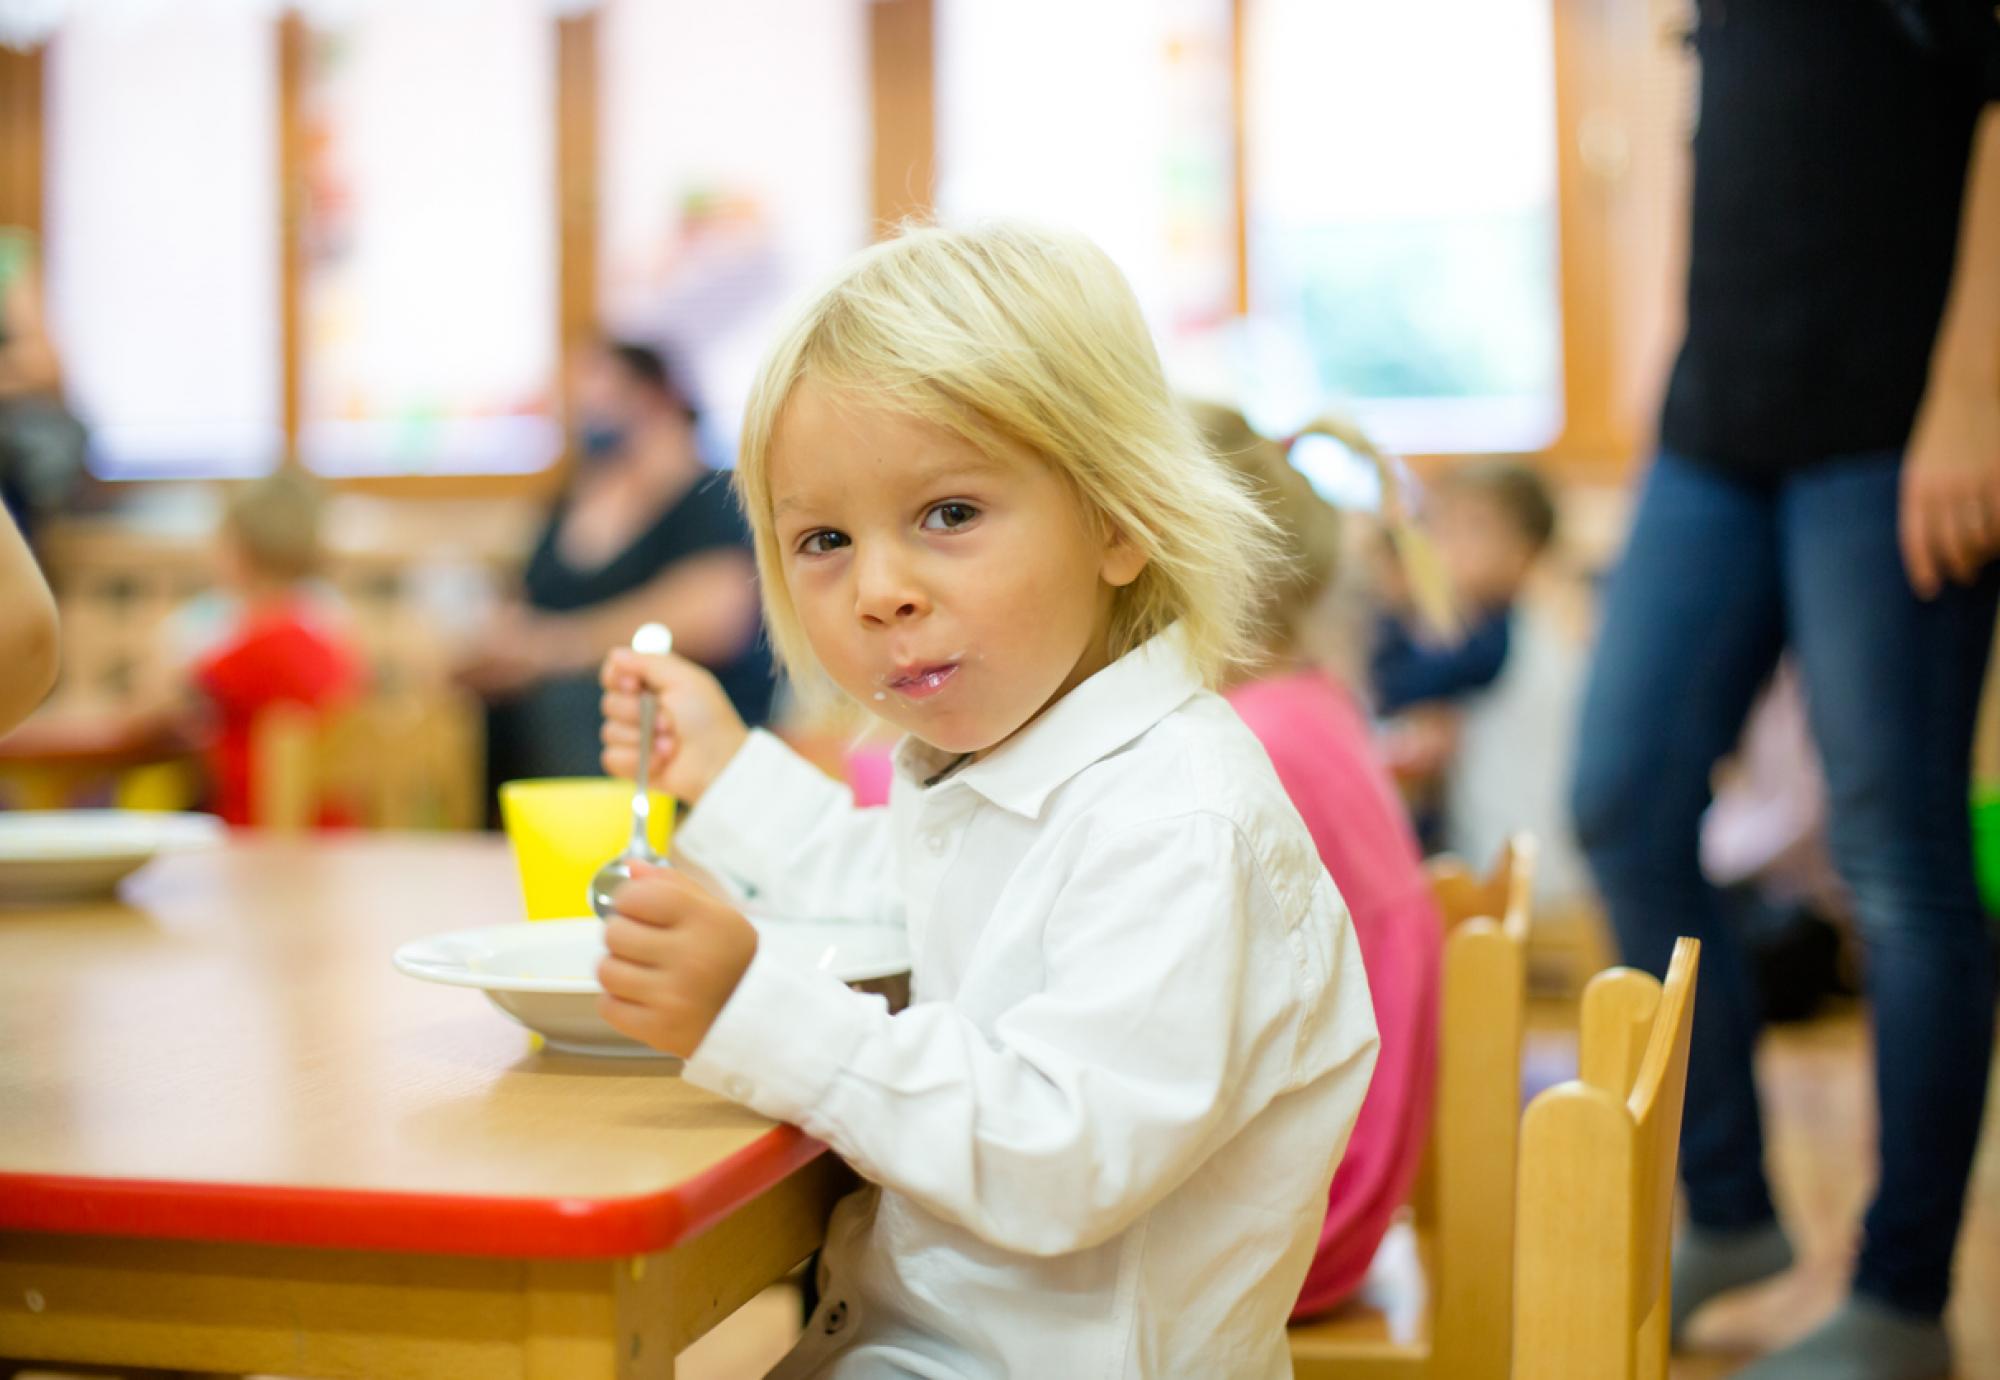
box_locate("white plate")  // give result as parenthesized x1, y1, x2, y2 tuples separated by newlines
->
(0, 810, 225, 904)
(394, 916, 910, 1058)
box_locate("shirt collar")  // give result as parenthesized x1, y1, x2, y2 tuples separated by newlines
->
(894, 625, 1204, 819)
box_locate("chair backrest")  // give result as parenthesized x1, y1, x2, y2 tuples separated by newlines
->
(1424, 832, 1536, 1380)
(251, 691, 484, 832)
(1512, 937, 1701, 1380)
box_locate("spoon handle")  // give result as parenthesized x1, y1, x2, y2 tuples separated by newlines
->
(629, 684, 657, 858)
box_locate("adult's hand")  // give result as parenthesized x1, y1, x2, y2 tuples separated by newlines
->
(1901, 376, 2000, 599)
(1904, 109, 2000, 599)
(451, 603, 555, 696)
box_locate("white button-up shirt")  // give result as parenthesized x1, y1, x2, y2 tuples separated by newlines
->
(679, 631, 1379, 1379)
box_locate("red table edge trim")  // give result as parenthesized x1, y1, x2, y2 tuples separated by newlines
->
(0, 1126, 825, 1259)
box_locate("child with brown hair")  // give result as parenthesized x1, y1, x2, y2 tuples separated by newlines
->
(1370, 458, 1557, 717)
(167, 470, 362, 824)
(1375, 458, 1593, 907)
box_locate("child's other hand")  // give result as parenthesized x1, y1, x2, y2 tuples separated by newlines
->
(1380, 704, 1460, 783)
(597, 864, 758, 1058)
(599, 647, 749, 806)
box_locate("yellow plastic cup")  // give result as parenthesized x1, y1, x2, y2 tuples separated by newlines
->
(499, 778, 676, 921)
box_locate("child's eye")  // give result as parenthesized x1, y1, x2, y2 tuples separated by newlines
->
(798, 529, 851, 556)
(922, 502, 980, 532)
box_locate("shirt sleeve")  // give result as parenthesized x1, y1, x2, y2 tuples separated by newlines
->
(682, 809, 1379, 1258)
(1370, 608, 1512, 715)
(673, 728, 903, 925)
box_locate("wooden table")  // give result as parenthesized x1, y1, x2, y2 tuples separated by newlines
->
(0, 835, 848, 1378)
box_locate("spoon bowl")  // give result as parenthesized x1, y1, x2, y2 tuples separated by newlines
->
(588, 854, 652, 922)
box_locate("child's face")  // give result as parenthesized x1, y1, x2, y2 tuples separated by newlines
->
(768, 381, 1146, 756)
(1432, 490, 1536, 611)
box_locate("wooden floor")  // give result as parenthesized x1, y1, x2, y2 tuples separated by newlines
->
(18, 1006, 1998, 1380)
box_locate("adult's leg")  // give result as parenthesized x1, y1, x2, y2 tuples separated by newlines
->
(1572, 449, 1788, 1231)
(1780, 452, 2000, 1318)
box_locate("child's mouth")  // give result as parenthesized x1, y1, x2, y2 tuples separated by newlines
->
(886, 663, 960, 701)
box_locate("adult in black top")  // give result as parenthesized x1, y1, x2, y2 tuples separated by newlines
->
(462, 341, 774, 791)
(0, 229, 83, 541)
(1660, 0, 1989, 478)
(1571, 4, 1999, 1375)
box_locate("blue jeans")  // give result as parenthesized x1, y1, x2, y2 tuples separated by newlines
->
(1572, 448, 2000, 1318)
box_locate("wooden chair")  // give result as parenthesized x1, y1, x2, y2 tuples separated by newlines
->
(251, 690, 484, 832)
(1513, 937, 1701, 1380)
(1290, 834, 1537, 1380)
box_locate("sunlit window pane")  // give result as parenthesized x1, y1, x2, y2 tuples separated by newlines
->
(935, 0, 1236, 345)
(300, 0, 559, 476)
(1246, 0, 1562, 453)
(45, 9, 281, 480)
(597, 0, 869, 454)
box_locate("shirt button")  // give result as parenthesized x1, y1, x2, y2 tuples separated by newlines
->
(925, 833, 946, 856)
(724, 1076, 753, 1102)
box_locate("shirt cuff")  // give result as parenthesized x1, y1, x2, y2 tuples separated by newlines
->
(682, 939, 880, 1126)
(674, 729, 848, 894)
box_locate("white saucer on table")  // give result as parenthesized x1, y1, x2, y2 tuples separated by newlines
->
(393, 915, 910, 1059)
(0, 810, 224, 905)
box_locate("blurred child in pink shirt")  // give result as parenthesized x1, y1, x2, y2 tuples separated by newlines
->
(1191, 402, 1442, 1317)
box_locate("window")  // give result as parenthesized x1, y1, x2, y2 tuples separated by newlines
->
(1244, 0, 1562, 454)
(45, 8, 281, 480)
(298, 0, 560, 477)
(596, 0, 870, 456)
(934, 0, 1236, 346)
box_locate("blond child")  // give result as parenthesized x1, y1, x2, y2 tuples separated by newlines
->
(595, 223, 1378, 1377)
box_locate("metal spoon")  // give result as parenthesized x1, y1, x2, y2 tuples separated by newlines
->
(589, 622, 673, 920)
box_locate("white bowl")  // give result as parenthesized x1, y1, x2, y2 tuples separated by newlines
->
(393, 916, 911, 1058)
(0, 810, 225, 904)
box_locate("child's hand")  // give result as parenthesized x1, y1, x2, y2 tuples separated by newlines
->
(599, 648, 750, 806)
(1380, 704, 1460, 783)
(597, 864, 758, 1058)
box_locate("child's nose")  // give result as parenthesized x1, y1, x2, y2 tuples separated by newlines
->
(854, 549, 929, 625)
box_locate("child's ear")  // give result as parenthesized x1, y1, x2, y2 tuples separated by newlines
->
(1099, 525, 1149, 589)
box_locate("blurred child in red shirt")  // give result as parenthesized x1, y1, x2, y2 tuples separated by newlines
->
(178, 472, 362, 825)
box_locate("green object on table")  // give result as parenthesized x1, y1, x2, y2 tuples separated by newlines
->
(1971, 783, 2000, 919)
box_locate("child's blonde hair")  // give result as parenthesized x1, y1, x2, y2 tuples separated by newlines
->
(224, 469, 326, 583)
(1187, 400, 1462, 658)
(1184, 400, 1345, 654)
(736, 221, 1280, 700)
